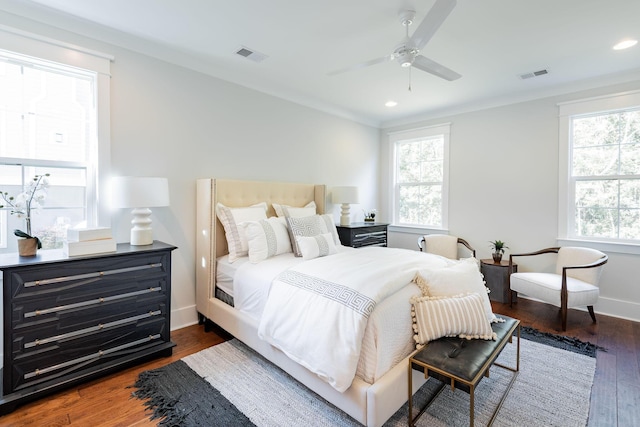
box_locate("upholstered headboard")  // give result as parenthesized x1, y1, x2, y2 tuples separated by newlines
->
(195, 178, 326, 312)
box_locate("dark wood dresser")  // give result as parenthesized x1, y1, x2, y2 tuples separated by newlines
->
(0, 241, 176, 414)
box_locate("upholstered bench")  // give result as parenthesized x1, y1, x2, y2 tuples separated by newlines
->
(408, 316, 520, 427)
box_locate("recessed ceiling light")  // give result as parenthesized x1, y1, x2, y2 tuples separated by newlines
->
(613, 39, 638, 50)
(385, 101, 398, 107)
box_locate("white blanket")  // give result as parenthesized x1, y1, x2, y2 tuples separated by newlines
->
(257, 247, 450, 392)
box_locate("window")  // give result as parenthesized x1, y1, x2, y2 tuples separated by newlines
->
(0, 27, 112, 254)
(390, 124, 450, 229)
(559, 91, 640, 245)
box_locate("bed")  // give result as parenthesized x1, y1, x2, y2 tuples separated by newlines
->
(195, 178, 437, 427)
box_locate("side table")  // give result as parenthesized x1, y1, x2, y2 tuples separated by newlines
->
(336, 223, 388, 248)
(480, 259, 517, 303)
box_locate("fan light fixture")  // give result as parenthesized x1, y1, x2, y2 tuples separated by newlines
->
(385, 100, 398, 107)
(613, 39, 638, 50)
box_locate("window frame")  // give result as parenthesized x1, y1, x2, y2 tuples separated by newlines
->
(0, 25, 112, 250)
(388, 123, 451, 232)
(558, 90, 640, 255)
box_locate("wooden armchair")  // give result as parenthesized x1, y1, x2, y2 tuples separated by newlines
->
(508, 246, 608, 331)
(417, 234, 476, 260)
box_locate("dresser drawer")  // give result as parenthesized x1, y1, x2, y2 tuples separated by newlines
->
(7, 315, 167, 392)
(11, 275, 168, 330)
(6, 251, 169, 301)
(351, 230, 387, 247)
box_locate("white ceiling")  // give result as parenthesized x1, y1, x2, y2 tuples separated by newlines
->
(3, 0, 640, 127)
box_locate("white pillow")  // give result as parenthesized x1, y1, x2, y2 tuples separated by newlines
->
(415, 257, 497, 323)
(216, 202, 267, 262)
(286, 215, 327, 257)
(410, 293, 496, 348)
(318, 214, 341, 246)
(297, 233, 338, 260)
(273, 201, 316, 217)
(244, 217, 292, 263)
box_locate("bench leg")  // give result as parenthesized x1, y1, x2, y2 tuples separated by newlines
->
(470, 386, 475, 427)
(408, 359, 413, 427)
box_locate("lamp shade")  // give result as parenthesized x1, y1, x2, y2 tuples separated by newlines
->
(332, 186, 359, 204)
(111, 177, 170, 209)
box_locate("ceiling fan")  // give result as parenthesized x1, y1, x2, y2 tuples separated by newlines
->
(328, 0, 461, 82)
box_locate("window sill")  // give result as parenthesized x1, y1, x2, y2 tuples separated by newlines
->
(388, 224, 448, 235)
(557, 238, 640, 255)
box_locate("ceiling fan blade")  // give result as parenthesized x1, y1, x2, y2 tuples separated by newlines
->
(327, 55, 392, 76)
(412, 55, 461, 81)
(409, 0, 457, 50)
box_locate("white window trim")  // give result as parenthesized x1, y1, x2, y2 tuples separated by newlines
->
(0, 24, 113, 229)
(388, 123, 451, 231)
(558, 89, 640, 255)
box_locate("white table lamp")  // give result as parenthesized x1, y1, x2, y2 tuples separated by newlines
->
(111, 176, 170, 245)
(332, 186, 359, 226)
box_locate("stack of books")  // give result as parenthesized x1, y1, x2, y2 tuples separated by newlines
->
(63, 227, 117, 257)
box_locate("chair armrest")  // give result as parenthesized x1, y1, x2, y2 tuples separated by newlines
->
(562, 254, 608, 272)
(457, 238, 476, 258)
(508, 247, 560, 274)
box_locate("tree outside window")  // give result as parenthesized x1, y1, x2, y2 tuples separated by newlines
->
(570, 109, 640, 240)
(391, 124, 450, 229)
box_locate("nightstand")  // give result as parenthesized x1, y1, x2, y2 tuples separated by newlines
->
(480, 259, 517, 303)
(336, 223, 388, 248)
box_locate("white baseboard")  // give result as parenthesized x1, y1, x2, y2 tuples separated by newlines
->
(594, 296, 640, 323)
(518, 295, 640, 323)
(170, 304, 199, 331)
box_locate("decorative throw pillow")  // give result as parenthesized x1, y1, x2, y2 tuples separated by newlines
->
(216, 202, 267, 262)
(410, 293, 496, 348)
(285, 215, 327, 257)
(415, 257, 497, 323)
(243, 217, 292, 263)
(273, 201, 316, 218)
(297, 233, 338, 260)
(318, 214, 341, 246)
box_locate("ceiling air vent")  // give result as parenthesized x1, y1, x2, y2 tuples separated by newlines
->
(235, 46, 268, 63)
(519, 69, 549, 80)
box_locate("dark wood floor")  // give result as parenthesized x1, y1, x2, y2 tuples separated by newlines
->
(0, 298, 638, 426)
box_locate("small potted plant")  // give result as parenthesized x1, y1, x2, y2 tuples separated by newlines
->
(0, 173, 50, 256)
(489, 240, 508, 263)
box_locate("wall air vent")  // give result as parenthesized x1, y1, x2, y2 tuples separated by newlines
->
(519, 69, 549, 80)
(235, 46, 268, 63)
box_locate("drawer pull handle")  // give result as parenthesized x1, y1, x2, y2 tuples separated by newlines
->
(24, 334, 161, 380)
(24, 287, 162, 318)
(24, 263, 163, 288)
(25, 310, 162, 348)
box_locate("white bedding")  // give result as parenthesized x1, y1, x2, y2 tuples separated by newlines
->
(215, 255, 250, 297)
(256, 247, 451, 392)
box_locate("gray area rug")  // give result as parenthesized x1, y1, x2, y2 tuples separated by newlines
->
(132, 333, 596, 426)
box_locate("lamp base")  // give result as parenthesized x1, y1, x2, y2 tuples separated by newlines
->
(130, 207, 154, 245)
(340, 203, 351, 226)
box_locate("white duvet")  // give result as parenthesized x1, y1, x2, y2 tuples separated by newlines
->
(257, 247, 450, 392)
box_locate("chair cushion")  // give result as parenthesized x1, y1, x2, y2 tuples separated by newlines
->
(424, 234, 458, 260)
(555, 247, 605, 285)
(510, 272, 599, 308)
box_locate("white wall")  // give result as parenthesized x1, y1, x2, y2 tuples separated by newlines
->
(0, 13, 380, 330)
(108, 49, 380, 328)
(381, 81, 640, 322)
